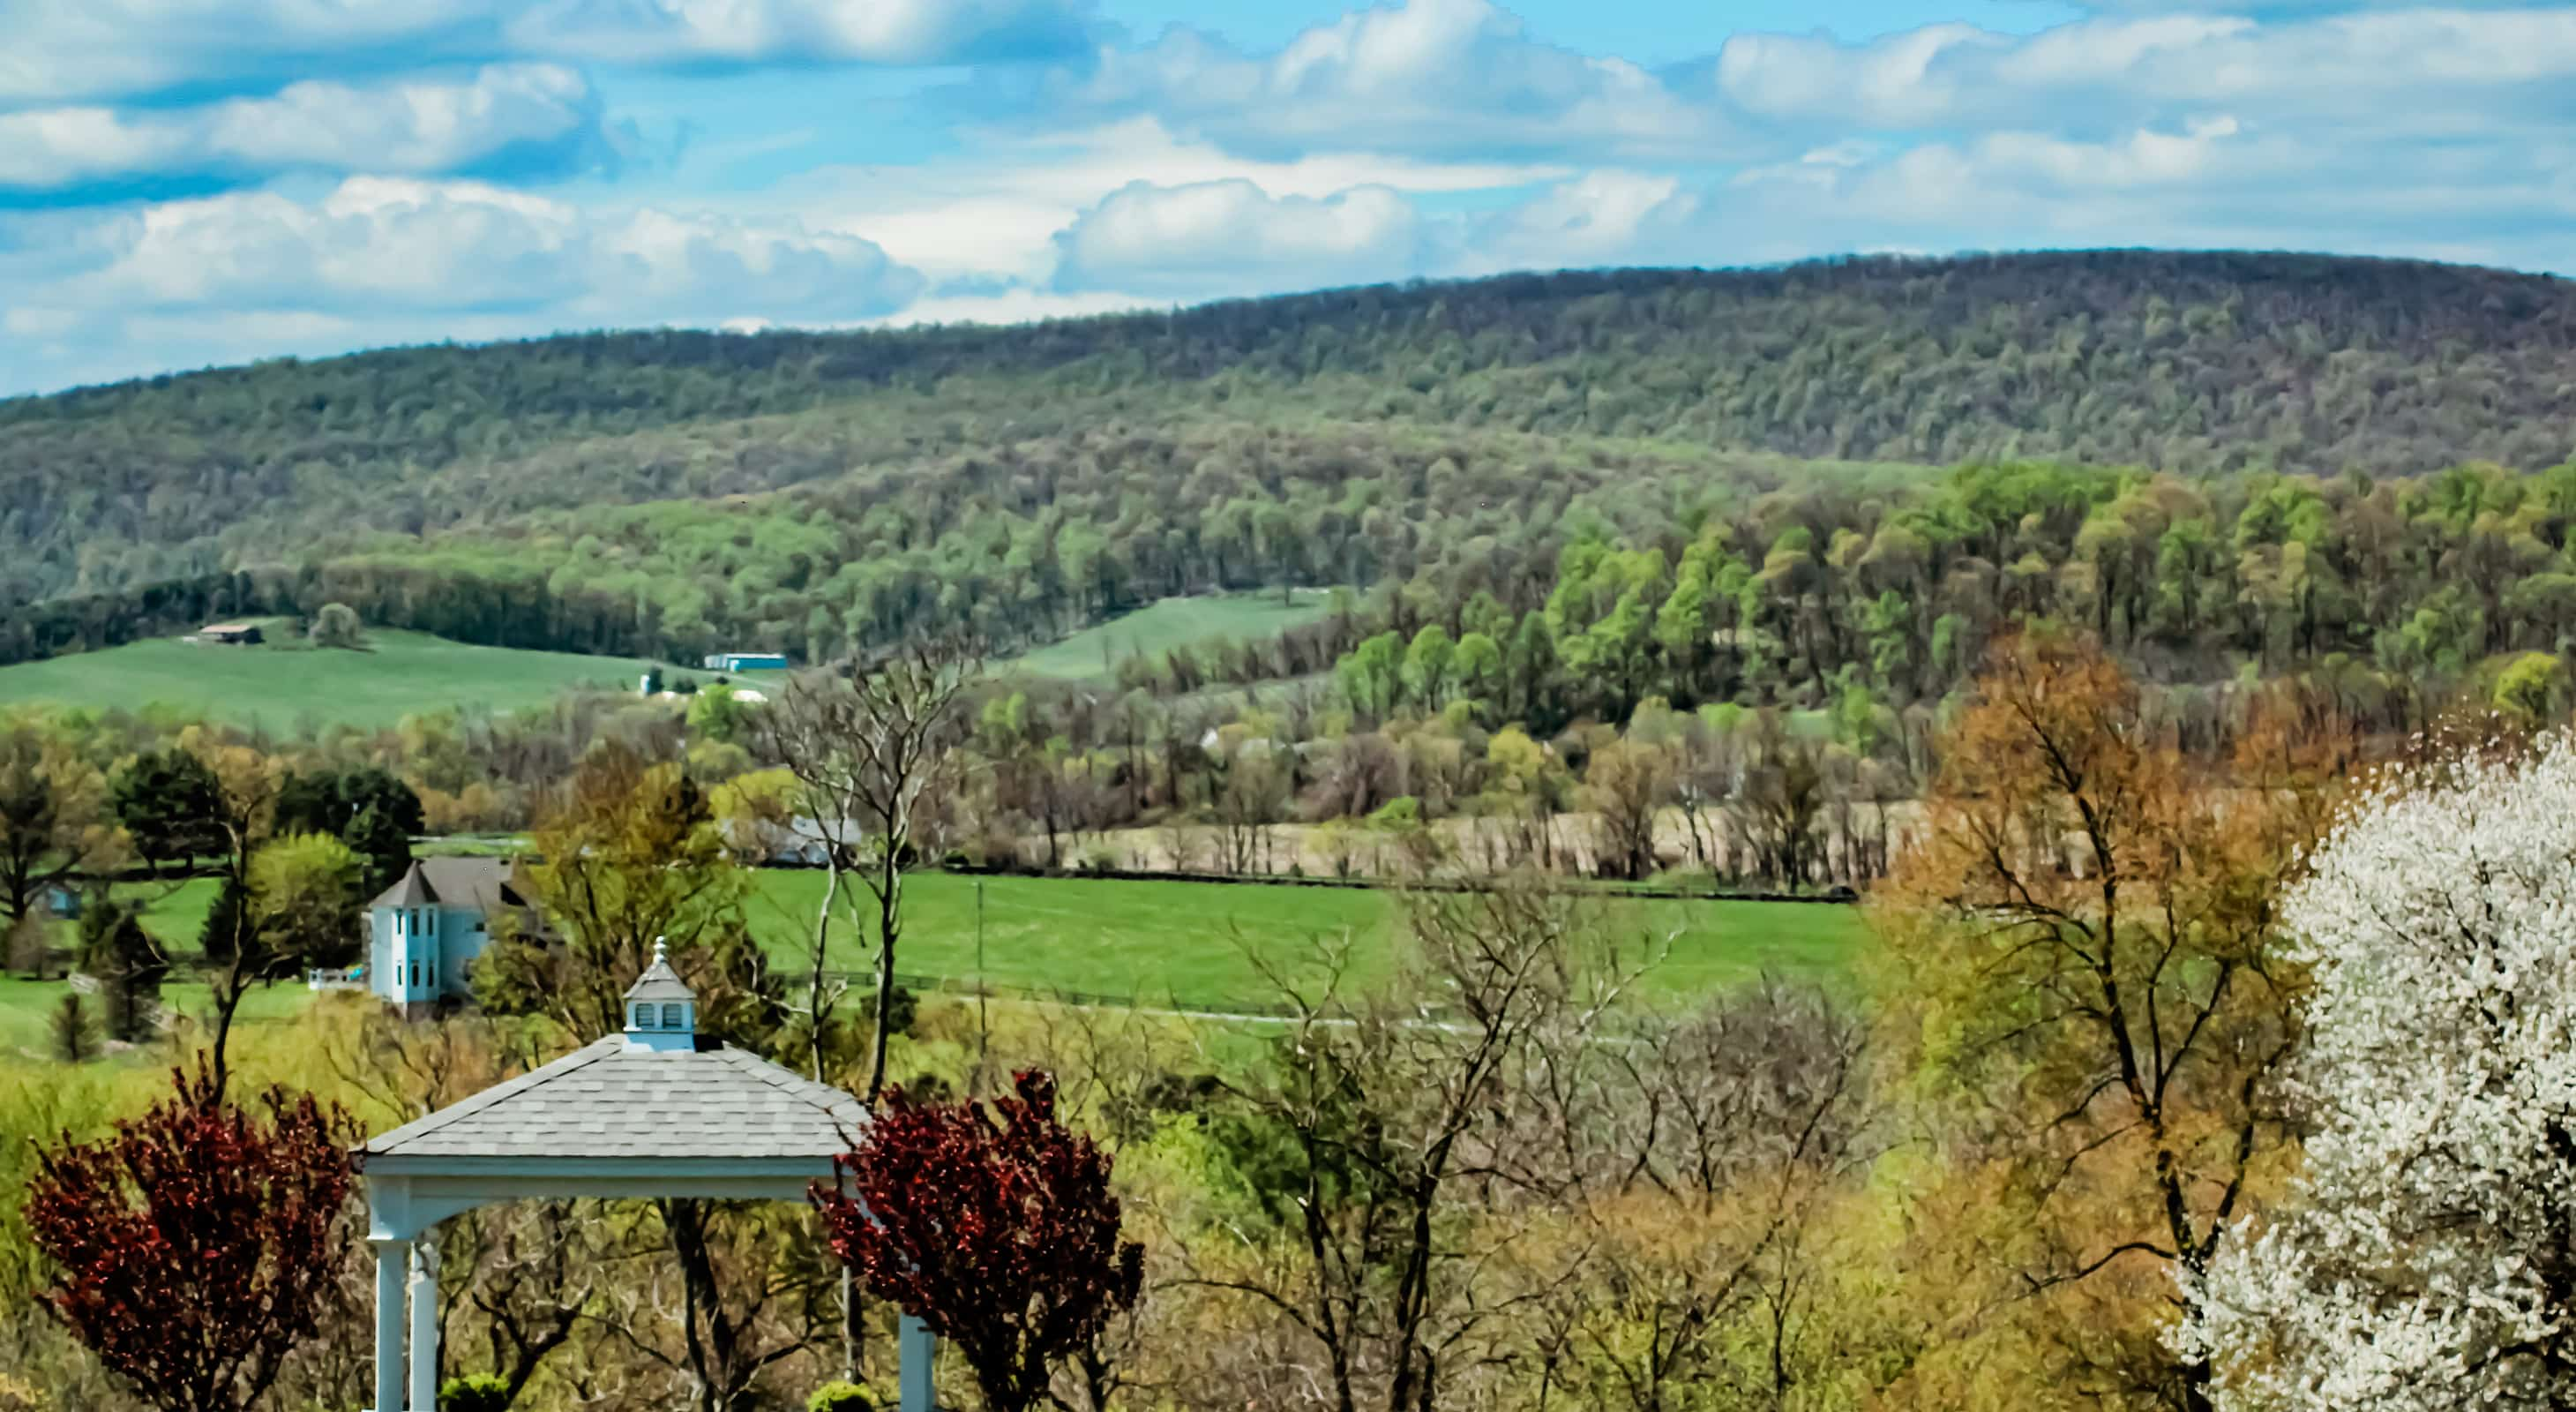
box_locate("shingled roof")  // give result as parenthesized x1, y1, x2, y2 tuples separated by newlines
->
(365, 857, 535, 914)
(625, 946, 695, 1004)
(357, 1038, 869, 1164)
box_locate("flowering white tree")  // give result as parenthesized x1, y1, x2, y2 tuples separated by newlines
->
(2180, 734, 2576, 1410)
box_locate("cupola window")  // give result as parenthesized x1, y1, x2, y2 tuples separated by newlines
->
(621, 938, 697, 1052)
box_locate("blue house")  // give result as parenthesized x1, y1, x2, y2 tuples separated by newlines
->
(365, 858, 539, 1017)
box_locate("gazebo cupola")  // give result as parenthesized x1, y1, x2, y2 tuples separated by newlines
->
(623, 938, 697, 1052)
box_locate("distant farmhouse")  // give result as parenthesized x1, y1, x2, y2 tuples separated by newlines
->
(361, 858, 541, 1018)
(702, 650, 790, 672)
(197, 622, 264, 645)
(722, 814, 860, 867)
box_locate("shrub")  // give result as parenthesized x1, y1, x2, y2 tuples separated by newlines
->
(439, 1374, 512, 1412)
(860, 984, 919, 1039)
(308, 603, 364, 649)
(805, 1381, 880, 1412)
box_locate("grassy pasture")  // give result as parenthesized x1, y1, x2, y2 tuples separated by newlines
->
(0, 627, 650, 730)
(999, 590, 1337, 681)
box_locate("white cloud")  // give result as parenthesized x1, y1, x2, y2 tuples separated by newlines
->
(775, 116, 1563, 285)
(0, 65, 608, 189)
(505, 0, 1089, 66)
(33, 176, 924, 324)
(1036, 0, 1740, 162)
(1455, 170, 1690, 275)
(1052, 179, 1427, 298)
(1708, 9, 2576, 136)
(0, 0, 1091, 106)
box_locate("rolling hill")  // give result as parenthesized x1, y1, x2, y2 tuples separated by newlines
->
(10, 250, 2575, 609)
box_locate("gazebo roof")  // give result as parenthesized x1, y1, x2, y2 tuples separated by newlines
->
(359, 1036, 868, 1168)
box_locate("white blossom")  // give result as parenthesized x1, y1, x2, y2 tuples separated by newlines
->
(2179, 733, 2576, 1411)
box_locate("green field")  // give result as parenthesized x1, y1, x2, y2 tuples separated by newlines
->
(0, 872, 1868, 1057)
(0, 627, 650, 730)
(1001, 591, 1337, 680)
(745, 872, 1865, 1008)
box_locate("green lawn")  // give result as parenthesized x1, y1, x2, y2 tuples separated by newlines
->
(746, 873, 1865, 1010)
(0, 973, 314, 1061)
(0, 627, 653, 730)
(12, 872, 1866, 1045)
(1001, 591, 1337, 680)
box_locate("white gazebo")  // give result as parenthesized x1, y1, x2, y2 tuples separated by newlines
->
(355, 943, 933, 1411)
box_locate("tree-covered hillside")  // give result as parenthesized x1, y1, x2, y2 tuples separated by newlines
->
(9, 250, 2575, 605)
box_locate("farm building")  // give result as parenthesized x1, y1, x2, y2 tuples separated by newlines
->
(198, 622, 264, 645)
(702, 650, 790, 671)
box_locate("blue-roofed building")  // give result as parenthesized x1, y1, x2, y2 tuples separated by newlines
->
(701, 651, 790, 672)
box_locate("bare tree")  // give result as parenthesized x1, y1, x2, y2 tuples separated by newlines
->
(1179, 880, 1651, 1412)
(1525, 986, 1877, 1412)
(763, 636, 981, 1098)
(1210, 742, 1292, 875)
(1583, 740, 1674, 882)
(1729, 730, 1825, 890)
(194, 745, 283, 1102)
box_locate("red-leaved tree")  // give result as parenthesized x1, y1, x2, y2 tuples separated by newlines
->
(26, 1056, 356, 1412)
(812, 1070, 1144, 1412)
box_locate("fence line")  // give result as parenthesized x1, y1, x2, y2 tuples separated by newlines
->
(818, 968, 1313, 1021)
(929, 864, 1860, 905)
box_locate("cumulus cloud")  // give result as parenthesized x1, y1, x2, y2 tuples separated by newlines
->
(1029, 0, 1739, 163)
(1051, 178, 1428, 298)
(1706, 9, 2576, 137)
(9, 0, 2576, 395)
(776, 116, 1561, 285)
(0, 65, 613, 191)
(0, 0, 1093, 105)
(27, 176, 924, 327)
(1455, 170, 1693, 275)
(506, 0, 1090, 67)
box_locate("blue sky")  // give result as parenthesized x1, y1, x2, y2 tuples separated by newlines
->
(0, 0, 2569, 394)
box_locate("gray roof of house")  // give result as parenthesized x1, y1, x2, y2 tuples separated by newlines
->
(366, 856, 533, 914)
(357, 1037, 870, 1161)
(375, 862, 436, 908)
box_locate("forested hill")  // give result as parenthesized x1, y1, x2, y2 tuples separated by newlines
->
(11, 249, 2576, 606)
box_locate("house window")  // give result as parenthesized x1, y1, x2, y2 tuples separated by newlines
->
(409, 960, 420, 987)
(429, 962, 436, 988)
(662, 1003, 684, 1028)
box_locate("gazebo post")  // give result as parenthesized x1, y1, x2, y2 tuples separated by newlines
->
(897, 1315, 934, 1412)
(406, 1240, 440, 1411)
(369, 1236, 408, 1412)
(840, 1266, 860, 1382)
(366, 1175, 423, 1412)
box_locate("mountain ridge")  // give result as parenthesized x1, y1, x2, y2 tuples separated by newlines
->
(10, 248, 2576, 613)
